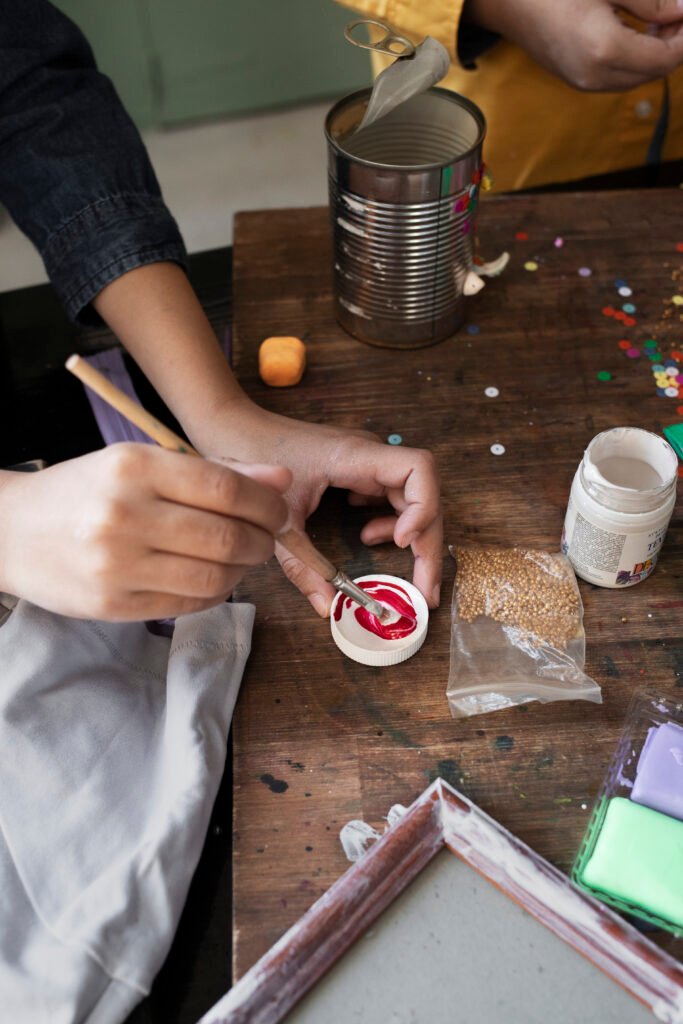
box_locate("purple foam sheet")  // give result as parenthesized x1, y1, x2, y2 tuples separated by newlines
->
(83, 348, 153, 447)
(631, 721, 683, 821)
(83, 328, 232, 447)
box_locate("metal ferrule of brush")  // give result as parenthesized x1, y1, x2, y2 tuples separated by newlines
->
(332, 571, 385, 619)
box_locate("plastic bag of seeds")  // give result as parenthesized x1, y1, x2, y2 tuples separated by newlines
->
(447, 543, 601, 718)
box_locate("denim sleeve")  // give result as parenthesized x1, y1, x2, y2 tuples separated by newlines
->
(0, 0, 187, 324)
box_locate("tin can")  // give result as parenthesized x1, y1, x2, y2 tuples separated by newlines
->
(325, 87, 486, 349)
(562, 427, 678, 588)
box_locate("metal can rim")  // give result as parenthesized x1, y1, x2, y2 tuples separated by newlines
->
(324, 85, 487, 172)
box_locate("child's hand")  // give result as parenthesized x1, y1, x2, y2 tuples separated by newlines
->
(0, 444, 290, 621)
(203, 408, 443, 618)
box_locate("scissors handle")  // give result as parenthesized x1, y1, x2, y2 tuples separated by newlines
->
(344, 19, 416, 59)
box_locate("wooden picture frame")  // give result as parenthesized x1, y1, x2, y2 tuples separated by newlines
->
(200, 779, 683, 1023)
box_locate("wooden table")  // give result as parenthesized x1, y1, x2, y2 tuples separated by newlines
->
(231, 191, 683, 979)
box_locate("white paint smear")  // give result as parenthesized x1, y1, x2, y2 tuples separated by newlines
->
(337, 217, 366, 237)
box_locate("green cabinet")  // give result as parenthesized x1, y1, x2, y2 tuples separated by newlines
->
(53, 1, 371, 129)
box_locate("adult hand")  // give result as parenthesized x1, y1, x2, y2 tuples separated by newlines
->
(0, 444, 290, 621)
(465, 0, 683, 90)
(201, 405, 443, 618)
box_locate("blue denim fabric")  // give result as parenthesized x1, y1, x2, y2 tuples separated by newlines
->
(0, 0, 187, 323)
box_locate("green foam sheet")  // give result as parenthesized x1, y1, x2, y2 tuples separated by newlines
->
(578, 797, 683, 928)
(663, 423, 683, 461)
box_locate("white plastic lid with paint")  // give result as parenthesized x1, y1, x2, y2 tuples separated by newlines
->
(562, 427, 678, 588)
(331, 573, 429, 666)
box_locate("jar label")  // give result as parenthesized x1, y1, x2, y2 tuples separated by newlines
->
(562, 498, 666, 587)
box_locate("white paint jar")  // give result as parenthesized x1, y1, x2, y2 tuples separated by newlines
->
(562, 427, 678, 588)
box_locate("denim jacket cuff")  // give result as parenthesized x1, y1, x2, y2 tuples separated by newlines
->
(41, 193, 188, 324)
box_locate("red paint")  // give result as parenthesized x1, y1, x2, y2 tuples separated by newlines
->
(334, 579, 417, 640)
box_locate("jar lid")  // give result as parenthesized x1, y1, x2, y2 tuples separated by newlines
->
(330, 573, 429, 666)
(581, 427, 678, 514)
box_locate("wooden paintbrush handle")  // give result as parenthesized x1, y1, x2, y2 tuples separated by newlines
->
(276, 528, 337, 583)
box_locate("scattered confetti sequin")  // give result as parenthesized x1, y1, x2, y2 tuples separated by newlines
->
(554, 237, 564, 248)
(676, 243, 683, 253)
(515, 231, 528, 241)
(485, 386, 499, 398)
(644, 339, 658, 349)
(644, 347, 683, 399)
(626, 348, 641, 359)
(618, 286, 632, 297)
(490, 443, 505, 456)
(618, 340, 631, 350)
(524, 261, 539, 272)
(672, 295, 683, 306)
(622, 302, 636, 314)
(578, 267, 592, 277)
(387, 434, 402, 445)
(597, 370, 612, 381)
(466, 324, 480, 335)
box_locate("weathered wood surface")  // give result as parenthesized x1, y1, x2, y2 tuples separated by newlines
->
(231, 193, 683, 978)
(210, 782, 683, 1024)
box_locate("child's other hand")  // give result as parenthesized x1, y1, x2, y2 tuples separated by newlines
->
(0, 444, 290, 620)
(465, 0, 683, 90)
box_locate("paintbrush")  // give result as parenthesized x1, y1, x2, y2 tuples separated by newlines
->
(65, 354, 390, 622)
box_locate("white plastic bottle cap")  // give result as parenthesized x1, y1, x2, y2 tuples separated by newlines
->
(330, 573, 429, 666)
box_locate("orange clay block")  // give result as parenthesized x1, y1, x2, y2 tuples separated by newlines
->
(258, 336, 306, 387)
